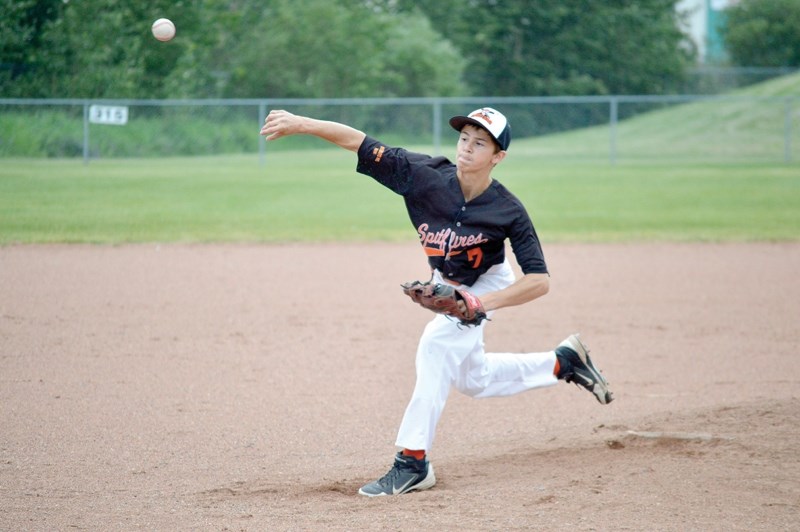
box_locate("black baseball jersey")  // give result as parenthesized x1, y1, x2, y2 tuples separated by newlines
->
(356, 136, 547, 286)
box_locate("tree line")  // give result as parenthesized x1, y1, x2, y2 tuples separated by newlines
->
(1, 0, 798, 100)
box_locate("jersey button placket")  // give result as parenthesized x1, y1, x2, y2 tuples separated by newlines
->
(444, 204, 466, 274)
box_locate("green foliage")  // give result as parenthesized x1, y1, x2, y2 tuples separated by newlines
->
(227, 0, 391, 98)
(10, 0, 201, 98)
(0, 0, 60, 96)
(1, 108, 84, 157)
(221, 0, 465, 98)
(3, 71, 798, 159)
(1, 0, 467, 99)
(394, 0, 695, 96)
(377, 11, 466, 97)
(723, 0, 800, 67)
(2, 0, 697, 99)
(0, 102, 439, 157)
(0, 107, 259, 157)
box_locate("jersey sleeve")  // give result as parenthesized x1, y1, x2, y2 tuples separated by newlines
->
(508, 211, 549, 275)
(356, 136, 434, 195)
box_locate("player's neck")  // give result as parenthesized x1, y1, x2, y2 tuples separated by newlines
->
(457, 170, 493, 202)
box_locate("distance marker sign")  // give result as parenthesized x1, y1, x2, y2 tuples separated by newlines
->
(89, 105, 129, 126)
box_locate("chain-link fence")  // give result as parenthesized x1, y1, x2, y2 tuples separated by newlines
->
(1, 94, 797, 164)
(683, 67, 799, 94)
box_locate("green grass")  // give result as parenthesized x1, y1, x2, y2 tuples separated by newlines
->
(508, 162, 799, 242)
(0, 153, 798, 244)
(525, 73, 800, 162)
(2, 73, 799, 244)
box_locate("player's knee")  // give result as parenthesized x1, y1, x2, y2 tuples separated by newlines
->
(454, 365, 490, 397)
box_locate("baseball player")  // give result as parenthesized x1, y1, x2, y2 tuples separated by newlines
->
(260, 107, 613, 497)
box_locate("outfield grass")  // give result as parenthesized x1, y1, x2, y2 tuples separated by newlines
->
(521, 73, 800, 163)
(1, 151, 797, 244)
(4, 75, 799, 244)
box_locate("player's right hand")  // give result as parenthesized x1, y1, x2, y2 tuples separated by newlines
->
(260, 109, 300, 141)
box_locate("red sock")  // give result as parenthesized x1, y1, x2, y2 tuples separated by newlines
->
(553, 358, 561, 378)
(402, 449, 426, 460)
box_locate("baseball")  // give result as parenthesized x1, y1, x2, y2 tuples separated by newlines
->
(151, 18, 176, 42)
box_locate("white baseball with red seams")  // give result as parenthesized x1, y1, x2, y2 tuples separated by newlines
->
(151, 18, 176, 42)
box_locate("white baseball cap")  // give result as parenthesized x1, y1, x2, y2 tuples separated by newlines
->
(449, 107, 511, 151)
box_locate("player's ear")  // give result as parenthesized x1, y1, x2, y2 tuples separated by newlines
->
(492, 150, 507, 165)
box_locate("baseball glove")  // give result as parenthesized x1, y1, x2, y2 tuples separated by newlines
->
(401, 280, 488, 327)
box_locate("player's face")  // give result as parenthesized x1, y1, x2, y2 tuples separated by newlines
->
(456, 125, 505, 173)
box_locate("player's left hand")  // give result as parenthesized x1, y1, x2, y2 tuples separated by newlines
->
(401, 280, 487, 327)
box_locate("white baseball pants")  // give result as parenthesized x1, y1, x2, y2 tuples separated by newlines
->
(395, 260, 559, 452)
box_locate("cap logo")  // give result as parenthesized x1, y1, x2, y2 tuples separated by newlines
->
(449, 107, 511, 150)
(469, 109, 494, 125)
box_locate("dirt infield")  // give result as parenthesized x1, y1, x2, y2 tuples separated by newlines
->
(1, 242, 798, 531)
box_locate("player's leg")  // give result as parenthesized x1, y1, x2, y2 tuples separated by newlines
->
(455, 334, 613, 404)
(359, 313, 474, 497)
(454, 346, 558, 398)
(456, 261, 613, 403)
(372, 262, 512, 459)
(394, 313, 483, 451)
(448, 261, 558, 397)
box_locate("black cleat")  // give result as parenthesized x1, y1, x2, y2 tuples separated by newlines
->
(358, 452, 436, 497)
(555, 334, 614, 405)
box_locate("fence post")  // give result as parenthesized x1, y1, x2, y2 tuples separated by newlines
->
(259, 102, 266, 166)
(432, 99, 442, 155)
(609, 96, 618, 165)
(82, 102, 90, 164)
(785, 97, 793, 163)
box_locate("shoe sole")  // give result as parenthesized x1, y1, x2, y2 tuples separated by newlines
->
(410, 463, 436, 493)
(358, 464, 437, 497)
(560, 334, 614, 405)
